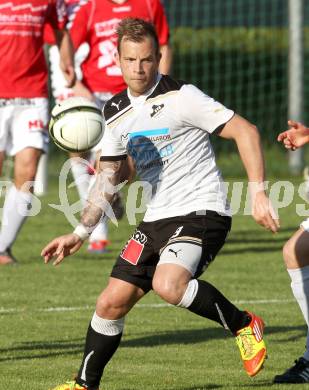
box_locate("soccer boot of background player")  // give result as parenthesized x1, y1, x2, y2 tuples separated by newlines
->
(274, 358, 309, 383)
(87, 239, 110, 254)
(235, 311, 266, 376)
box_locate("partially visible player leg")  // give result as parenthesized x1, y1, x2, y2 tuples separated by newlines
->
(274, 226, 309, 383)
(153, 231, 266, 377)
(70, 152, 92, 206)
(33, 152, 48, 196)
(87, 165, 110, 253)
(52, 278, 145, 390)
(0, 147, 41, 264)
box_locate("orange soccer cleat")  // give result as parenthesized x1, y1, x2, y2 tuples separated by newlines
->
(235, 312, 267, 377)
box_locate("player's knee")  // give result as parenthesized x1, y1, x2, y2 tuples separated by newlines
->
(96, 293, 129, 319)
(152, 278, 185, 305)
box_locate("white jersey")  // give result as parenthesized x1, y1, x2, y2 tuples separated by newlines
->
(101, 75, 234, 222)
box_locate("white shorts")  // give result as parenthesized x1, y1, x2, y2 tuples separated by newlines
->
(0, 98, 49, 156)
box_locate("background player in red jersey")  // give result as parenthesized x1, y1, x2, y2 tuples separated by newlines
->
(0, 0, 75, 265)
(53, 0, 172, 253)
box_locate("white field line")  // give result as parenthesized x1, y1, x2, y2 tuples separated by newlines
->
(0, 299, 295, 314)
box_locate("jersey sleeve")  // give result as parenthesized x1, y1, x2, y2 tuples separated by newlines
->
(46, 0, 67, 31)
(150, 0, 170, 46)
(178, 84, 234, 133)
(68, 0, 93, 50)
(100, 125, 127, 161)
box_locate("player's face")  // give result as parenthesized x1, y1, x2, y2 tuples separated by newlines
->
(116, 36, 161, 97)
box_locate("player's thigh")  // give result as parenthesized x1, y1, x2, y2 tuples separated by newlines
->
(96, 277, 145, 319)
(283, 225, 309, 268)
(14, 147, 42, 188)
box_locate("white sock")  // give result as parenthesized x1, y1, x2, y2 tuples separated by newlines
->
(91, 311, 124, 335)
(288, 266, 309, 361)
(89, 217, 109, 242)
(70, 158, 90, 207)
(33, 153, 48, 196)
(177, 279, 198, 308)
(0, 185, 32, 251)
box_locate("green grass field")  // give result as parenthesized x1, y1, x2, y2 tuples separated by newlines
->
(0, 151, 308, 390)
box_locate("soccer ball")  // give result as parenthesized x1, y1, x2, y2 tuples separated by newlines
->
(49, 97, 104, 152)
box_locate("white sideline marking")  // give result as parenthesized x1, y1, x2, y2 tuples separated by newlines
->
(0, 299, 295, 314)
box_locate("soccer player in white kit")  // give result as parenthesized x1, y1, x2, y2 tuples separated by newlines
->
(274, 120, 309, 383)
(42, 18, 279, 390)
(0, 0, 75, 265)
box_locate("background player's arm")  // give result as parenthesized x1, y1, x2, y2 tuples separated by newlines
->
(41, 159, 126, 265)
(278, 120, 309, 150)
(219, 114, 280, 232)
(72, 80, 95, 101)
(54, 28, 76, 88)
(159, 44, 172, 74)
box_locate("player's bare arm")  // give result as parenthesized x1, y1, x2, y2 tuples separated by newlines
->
(158, 44, 172, 74)
(278, 120, 309, 150)
(219, 114, 280, 232)
(72, 80, 95, 102)
(55, 28, 76, 88)
(41, 159, 126, 266)
(81, 160, 124, 228)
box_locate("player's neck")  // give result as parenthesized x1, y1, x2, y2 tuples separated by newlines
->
(128, 74, 161, 105)
(130, 74, 161, 95)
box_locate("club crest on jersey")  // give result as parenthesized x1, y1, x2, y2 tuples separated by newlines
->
(171, 226, 184, 239)
(150, 104, 164, 118)
(120, 230, 147, 265)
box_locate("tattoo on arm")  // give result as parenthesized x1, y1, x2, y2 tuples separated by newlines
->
(81, 160, 126, 230)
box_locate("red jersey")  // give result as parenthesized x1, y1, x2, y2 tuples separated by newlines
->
(0, 0, 67, 98)
(69, 0, 170, 95)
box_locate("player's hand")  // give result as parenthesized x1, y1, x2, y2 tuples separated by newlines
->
(277, 120, 309, 150)
(61, 64, 76, 88)
(41, 233, 83, 266)
(251, 191, 280, 233)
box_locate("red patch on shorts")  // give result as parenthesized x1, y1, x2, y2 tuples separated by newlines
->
(120, 238, 144, 265)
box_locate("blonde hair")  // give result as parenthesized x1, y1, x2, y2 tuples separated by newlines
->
(116, 17, 160, 55)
